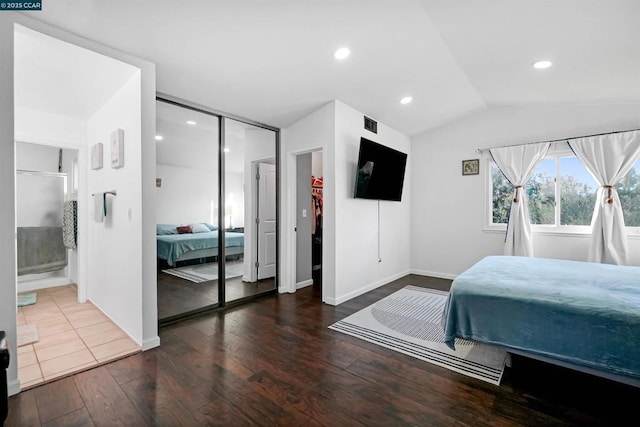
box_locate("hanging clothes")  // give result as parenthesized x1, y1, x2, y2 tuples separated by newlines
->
(311, 176, 323, 235)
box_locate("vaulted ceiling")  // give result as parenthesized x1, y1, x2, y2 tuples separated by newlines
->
(23, 0, 640, 137)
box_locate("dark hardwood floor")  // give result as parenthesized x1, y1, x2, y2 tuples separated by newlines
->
(7, 274, 639, 426)
(157, 259, 275, 320)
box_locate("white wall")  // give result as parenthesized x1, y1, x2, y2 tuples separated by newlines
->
(85, 71, 143, 343)
(332, 101, 411, 304)
(156, 165, 217, 225)
(225, 171, 244, 229)
(155, 165, 244, 228)
(282, 100, 411, 304)
(411, 104, 640, 278)
(281, 101, 335, 298)
(15, 142, 60, 171)
(312, 150, 323, 177)
(0, 13, 19, 395)
(15, 106, 85, 147)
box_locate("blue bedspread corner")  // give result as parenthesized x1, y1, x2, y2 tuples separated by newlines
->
(441, 255, 640, 379)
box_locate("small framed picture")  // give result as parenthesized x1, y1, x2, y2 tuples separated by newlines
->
(91, 143, 103, 170)
(462, 159, 479, 176)
(111, 128, 125, 169)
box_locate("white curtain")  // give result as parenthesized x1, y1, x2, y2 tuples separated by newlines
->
(568, 130, 640, 265)
(490, 143, 550, 257)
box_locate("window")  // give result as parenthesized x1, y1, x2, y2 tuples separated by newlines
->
(489, 151, 640, 231)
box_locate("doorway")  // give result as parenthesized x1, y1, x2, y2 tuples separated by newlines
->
(295, 150, 323, 297)
(13, 25, 143, 389)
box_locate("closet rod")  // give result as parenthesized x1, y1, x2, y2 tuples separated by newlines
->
(476, 127, 640, 153)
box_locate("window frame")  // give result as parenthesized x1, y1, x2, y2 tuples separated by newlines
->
(484, 146, 640, 237)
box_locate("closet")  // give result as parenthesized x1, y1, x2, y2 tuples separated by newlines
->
(311, 175, 323, 287)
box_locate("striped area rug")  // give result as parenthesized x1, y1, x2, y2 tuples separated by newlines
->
(329, 286, 506, 385)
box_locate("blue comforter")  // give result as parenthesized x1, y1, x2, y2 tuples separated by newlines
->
(441, 256, 640, 379)
(157, 231, 244, 266)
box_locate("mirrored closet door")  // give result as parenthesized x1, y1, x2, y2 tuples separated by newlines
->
(223, 118, 277, 304)
(155, 100, 220, 321)
(156, 99, 278, 323)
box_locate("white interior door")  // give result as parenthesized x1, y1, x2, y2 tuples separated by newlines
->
(257, 162, 276, 279)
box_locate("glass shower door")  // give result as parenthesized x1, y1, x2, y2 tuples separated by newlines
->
(16, 171, 67, 279)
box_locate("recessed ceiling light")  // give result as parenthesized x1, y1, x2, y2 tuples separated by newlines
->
(223, 148, 230, 153)
(334, 47, 350, 60)
(155, 135, 163, 141)
(186, 120, 197, 125)
(400, 96, 413, 105)
(533, 60, 552, 69)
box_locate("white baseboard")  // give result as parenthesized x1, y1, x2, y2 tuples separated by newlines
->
(325, 270, 411, 306)
(296, 279, 313, 289)
(18, 276, 71, 293)
(90, 299, 142, 347)
(8, 378, 21, 396)
(142, 336, 160, 351)
(410, 269, 458, 281)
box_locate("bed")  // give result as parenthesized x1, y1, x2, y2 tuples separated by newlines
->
(441, 255, 640, 386)
(156, 223, 244, 266)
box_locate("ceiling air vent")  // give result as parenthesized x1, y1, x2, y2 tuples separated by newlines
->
(364, 116, 377, 134)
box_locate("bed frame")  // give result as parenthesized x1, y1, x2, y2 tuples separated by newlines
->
(504, 348, 640, 388)
(171, 246, 244, 264)
(442, 256, 640, 388)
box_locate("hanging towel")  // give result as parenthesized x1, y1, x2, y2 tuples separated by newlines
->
(17, 226, 67, 275)
(94, 192, 104, 223)
(63, 200, 77, 249)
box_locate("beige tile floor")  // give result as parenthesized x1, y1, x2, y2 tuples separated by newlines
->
(17, 284, 141, 389)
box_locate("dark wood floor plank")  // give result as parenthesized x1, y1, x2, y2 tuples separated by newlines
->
(41, 408, 94, 427)
(104, 351, 158, 386)
(6, 389, 41, 427)
(180, 355, 297, 425)
(73, 366, 148, 426)
(120, 374, 197, 426)
(346, 358, 518, 427)
(195, 393, 257, 427)
(32, 377, 85, 424)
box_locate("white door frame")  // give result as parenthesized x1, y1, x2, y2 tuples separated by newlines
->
(286, 148, 325, 300)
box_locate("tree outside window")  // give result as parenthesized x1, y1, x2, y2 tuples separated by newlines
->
(490, 156, 640, 229)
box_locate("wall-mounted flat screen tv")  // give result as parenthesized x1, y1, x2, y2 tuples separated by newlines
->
(354, 137, 407, 201)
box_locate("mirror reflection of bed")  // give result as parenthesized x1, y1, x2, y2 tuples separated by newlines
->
(156, 222, 275, 319)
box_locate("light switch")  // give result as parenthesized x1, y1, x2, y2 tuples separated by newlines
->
(302, 209, 307, 218)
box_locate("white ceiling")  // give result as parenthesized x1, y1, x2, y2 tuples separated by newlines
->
(14, 24, 138, 119)
(21, 0, 640, 137)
